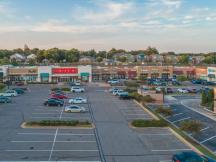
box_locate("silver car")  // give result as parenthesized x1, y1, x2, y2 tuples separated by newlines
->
(64, 105, 86, 113)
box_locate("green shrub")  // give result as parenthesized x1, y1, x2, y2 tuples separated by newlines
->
(177, 75, 188, 82)
(180, 120, 203, 134)
(0, 83, 6, 90)
(142, 95, 155, 103)
(125, 81, 139, 88)
(61, 87, 70, 91)
(156, 106, 173, 116)
(124, 87, 137, 93)
(26, 120, 91, 126)
(132, 119, 168, 127)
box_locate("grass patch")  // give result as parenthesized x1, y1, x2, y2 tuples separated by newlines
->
(156, 106, 173, 116)
(0, 83, 6, 92)
(131, 119, 168, 127)
(51, 87, 70, 92)
(25, 120, 91, 127)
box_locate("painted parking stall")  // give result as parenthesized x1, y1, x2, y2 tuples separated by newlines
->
(151, 95, 216, 155)
(0, 84, 101, 161)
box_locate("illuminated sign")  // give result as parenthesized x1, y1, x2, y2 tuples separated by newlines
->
(52, 68, 78, 74)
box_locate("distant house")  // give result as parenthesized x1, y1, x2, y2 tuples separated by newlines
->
(27, 54, 37, 60)
(10, 53, 26, 62)
(79, 56, 95, 63)
(103, 58, 114, 65)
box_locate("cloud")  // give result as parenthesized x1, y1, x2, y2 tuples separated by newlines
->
(73, 1, 133, 23)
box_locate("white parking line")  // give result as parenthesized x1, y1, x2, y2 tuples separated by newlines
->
(152, 148, 191, 152)
(172, 117, 191, 123)
(31, 117, 90, 119)
(172, 113, 183, 117)
(201, 135, 216, 144)
(160, 160, 172, 162)
(17, 132, 94, 136)
(200, 126, 210, 132)
(32, 113, 59, 115)
(125, 114, 149, 116)
(11, 140, 96, 143)
(140, 133, 172, 136)
(48, 128, 58, 161)
(6, 149, 99, 152)
(34, 109, 61, 112)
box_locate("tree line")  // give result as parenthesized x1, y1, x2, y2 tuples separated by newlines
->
(0, 46, 215, 65)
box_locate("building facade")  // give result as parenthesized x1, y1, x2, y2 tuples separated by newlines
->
(207, 67, 216, 82)
(7, 65, 92, 83)
(136, 66, 173, 79)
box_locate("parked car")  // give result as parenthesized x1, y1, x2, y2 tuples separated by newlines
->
(64, 105, 86, 113)
(172, 81, 181, 86)
(44, 98, 64, 106)
(51, 93, 68, 99)
(202, 81, 216, 86)
(0, 90, 18, 97)
(71, 87, 85, 93)
(113, 89, 124, 96)
(12, 88, 25, 94)
(187, 88, 198, 93)
(166, 88, 174, 93)
(109, 88, 119, 93)
(177, 88, 189, 93)
(74, 81, 81, 86)
(191, 79, 203, 84)
(50, 91, 65, 95)
(172, 151, 216, 162)
(15, 82, 25, 86)
(0, 96, 11, 103)
(68, 97, 87, 104)
(48, 97, 64, 104)
(108, 79, 120, 85)
(119, 92, 131, 100)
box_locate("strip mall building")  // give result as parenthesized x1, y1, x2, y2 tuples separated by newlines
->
(5, 65, 92, 83)
(0, 65, 214, 83)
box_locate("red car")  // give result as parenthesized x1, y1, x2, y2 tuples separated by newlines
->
(51, 94, 68, 99)
(15, 82, 24, 86)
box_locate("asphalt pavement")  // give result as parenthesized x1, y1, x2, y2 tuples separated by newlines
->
(0, 84, 191, 162)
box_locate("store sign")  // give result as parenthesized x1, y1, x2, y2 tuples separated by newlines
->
(52, 68, 78, 74)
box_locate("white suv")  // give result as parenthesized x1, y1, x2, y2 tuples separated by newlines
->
(71, 87, 85, 93)
(0, 90, 18, 97)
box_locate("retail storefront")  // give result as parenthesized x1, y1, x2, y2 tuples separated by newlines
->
(8, 67, 38, 82)
(51, 67, 78, 82)
(136, 66, 173, 79)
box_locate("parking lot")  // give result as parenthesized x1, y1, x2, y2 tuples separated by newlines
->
(0, 84, 192, 162)
(150, 95, 216, 154)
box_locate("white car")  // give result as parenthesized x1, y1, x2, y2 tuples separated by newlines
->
(109, 88, 119, 93)
(64, 105, 86, 113)
(0, 90, 18, 97)
(71, 87, 85, 93)
(177, 88, 189, 93)
(108, 79, 120, 84)
(113, 89, 124, 96)
(74, 81, 81, 86)
(68, 97, 87, 104)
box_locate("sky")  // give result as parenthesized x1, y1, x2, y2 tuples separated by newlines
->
(0, 0, 216, 53)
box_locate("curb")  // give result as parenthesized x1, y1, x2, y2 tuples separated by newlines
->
(21, 122, 95, 129)
(133, 100, 160, 120)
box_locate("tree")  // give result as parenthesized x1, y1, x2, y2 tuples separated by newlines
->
(117, 56, 127, 62)
(96, 57, 103, 62)
(65, 48, 80, 62)
(145, 46, 159, 55)
(178, 54, 189, 64)
(201, 91, 208, 106)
